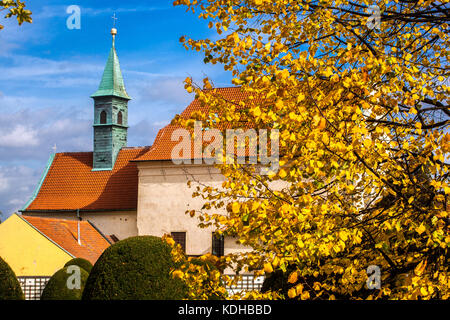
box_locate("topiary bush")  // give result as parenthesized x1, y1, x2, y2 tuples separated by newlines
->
(82, 236, 188, 300)
(41, 266, 89, 300)
(0, 256, 24, 300)
(64, 258, 93, 273)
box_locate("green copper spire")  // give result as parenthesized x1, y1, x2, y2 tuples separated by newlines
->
(92, 27, 130, 171)
(91, 28, 131, 100)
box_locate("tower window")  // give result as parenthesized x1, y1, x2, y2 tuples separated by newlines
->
(100, 111, 107, 124)
(117, 111, 123, 125)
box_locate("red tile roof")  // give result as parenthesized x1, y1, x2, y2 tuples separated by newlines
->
(24, 147, 150, 212)
(21, 216, 111, 264)
(23, 87, 253, 213)
(135, 87, 256, 162)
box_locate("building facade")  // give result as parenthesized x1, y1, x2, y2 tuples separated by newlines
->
(20, 28, 251, 264)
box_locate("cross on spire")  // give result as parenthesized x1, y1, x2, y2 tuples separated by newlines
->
(52, 144, 57, 154)
(112, 13, 118, 28)
(111, 13, 118, 46)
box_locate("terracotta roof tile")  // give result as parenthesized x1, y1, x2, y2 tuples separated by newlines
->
(21, 216, 110, 264)
(24, 147, 150, 212)
(135, 87, 258, 162)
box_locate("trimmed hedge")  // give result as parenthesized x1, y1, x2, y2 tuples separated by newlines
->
(0, 256, 24, 300)
(41, 266, 89, 300)
(82, 236, 188, 300)
(64, 258, 93, 273)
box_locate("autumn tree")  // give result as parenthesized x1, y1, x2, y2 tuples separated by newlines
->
(170, 0, 449, 299)
(0, 0, 32, 30)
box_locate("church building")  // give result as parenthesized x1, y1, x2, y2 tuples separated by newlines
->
(20, 27, 250, 260)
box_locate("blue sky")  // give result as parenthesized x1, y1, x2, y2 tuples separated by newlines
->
(0, 0, 232, 221)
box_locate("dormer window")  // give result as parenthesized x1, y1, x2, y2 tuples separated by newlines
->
(117, 111, 123, 125)
(100, 111, 107, 124)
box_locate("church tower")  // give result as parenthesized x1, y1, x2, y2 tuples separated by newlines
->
(91, 27, 131, 171)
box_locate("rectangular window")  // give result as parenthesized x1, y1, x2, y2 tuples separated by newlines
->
(212, 233, 224, 257)
(171, 232, 186, 253)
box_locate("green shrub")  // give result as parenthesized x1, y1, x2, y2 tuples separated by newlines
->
(64, 258, 93, 273)
(0, 256, 24, 300)
(41, 267, 89, 300)
(82, 236, 187, 300)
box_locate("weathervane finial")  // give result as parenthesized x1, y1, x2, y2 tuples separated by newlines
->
(111, 13, 118, 45)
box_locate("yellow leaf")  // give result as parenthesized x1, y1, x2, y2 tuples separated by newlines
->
(252, 202, 260, 211)
(415, 260, 427, 276)
(324, 67, 333, 77)
(253, 107, 262, 117)
(313, 282, 321, 291)
(318, 117, 326, 130)
(165, 237, 175, 246)
(339, 230, 348, 241)
(232, 202, 241, 214)
(172, 270, 184, 279)
(275, 99, 284, 109)
(363, 139, 372, 148)
(301, 291, 310, 300)
(420, 287, 428, 296)
(331, 74, 339, 82)
(272, 256, 280, 267)
(264, 263, 273, 273)
(287, 288, 297, 299)
(288, 271, 298, 284)
(297, 93, 305, 103)
(444, 187, 450, 195)
(416, 223, 426, 235)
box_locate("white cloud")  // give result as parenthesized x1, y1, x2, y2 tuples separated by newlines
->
(0, 173, 8, 192)
(0, 54, 102, 81)
(0, 165, 40, 219)
(0, 125, 39, 147)
(8, 199, 23, 206)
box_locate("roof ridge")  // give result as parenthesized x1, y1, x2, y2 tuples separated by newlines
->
(56, 151, 93, 155)
(54, 146, 151, 155)
(122, 146, 151, 150)
(203, 86, 241, 90)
